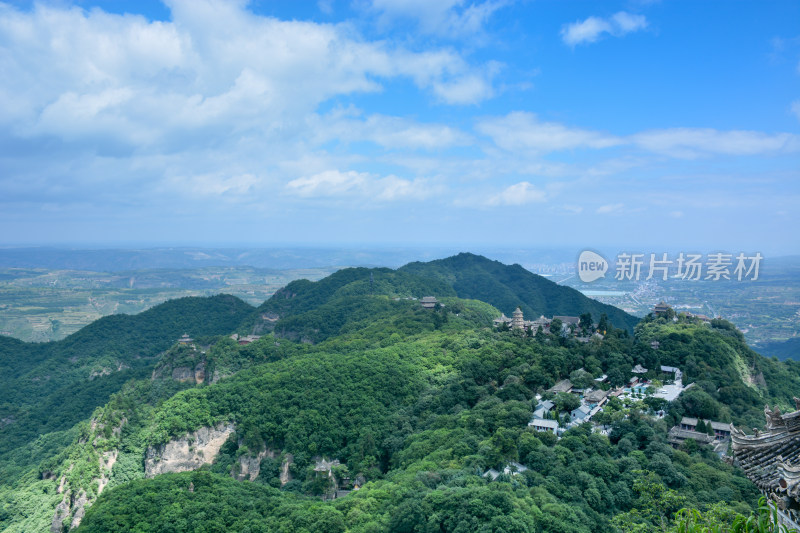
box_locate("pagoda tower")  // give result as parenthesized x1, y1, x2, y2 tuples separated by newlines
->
(511, 307, 525, 330)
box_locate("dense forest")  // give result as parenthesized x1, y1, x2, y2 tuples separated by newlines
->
(1, 254, 799, 532)
(399, 253, 640, 332)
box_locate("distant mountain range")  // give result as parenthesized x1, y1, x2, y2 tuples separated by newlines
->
(0, 246, 597, 271)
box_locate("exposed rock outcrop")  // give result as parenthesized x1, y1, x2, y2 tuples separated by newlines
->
(171, 366, 194, 381)
(96, 450, 118, 495)
(235, 448, 274, 482)
(145, 422, 235, 478)
(69, 493, 88, 530)
(194, 360, 206, 383)
(151, 343, 207, 384)
(280, 453, 294, 486)
(50, 416, 123, 532)
(50, 499, 70, 533)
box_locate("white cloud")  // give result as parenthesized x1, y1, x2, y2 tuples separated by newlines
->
(559, 204, 584, 214)
(792, 100, 800, 121)
(477, 112, 621, 154)
(612, 12, 648, 33)
(485, 181, 546, 206)
(312, 111, 472, 150)
(479, 112, 800, 158)
(432, 73, 495, 105)
(169, 172, 261, 197)
(0, 0, 496, 149)
(285, 170, 434, 201)
(286, 170, 369, 197)
(367, 0, 508, 37)
(0, 0, 504, 214)
(631, 128, 800, 157)
(561, 11, 647, 46)
(596, 203, 624, 214)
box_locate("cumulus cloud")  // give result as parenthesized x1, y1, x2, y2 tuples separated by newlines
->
(0, 0, 502, 213)
(285, 170, 434, 201)
(561, 11, 647, 46)
(0, 0, 496, 150)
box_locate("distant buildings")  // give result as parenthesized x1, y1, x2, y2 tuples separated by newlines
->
(511, 307, 525, 330)
(553, 316, 580, 328)
(668, 416, 732, 449)
(660, 366, 682, 381)
(654, 301, 671, 316)
(533, 400, 555, 420)
(667, 426, 715, 446)
(571, 404, 593, 423)
(685, 312, 713, 323)
(583, 388, 609, 407)
(548, 379, 573, 394)
(493, 308, 581, 335)
(529, 418, 559, 433)
(420, 296, 440, 309)
(178, 333, 193, 345)
(679, 417, 731, 441)
(494, 307, 539, 330)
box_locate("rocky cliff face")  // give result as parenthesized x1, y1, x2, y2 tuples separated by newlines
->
(151, 343, 207, 384)
(235, 448, 273, 482)
(280, 453, 293, 486)
(144, 422, 235, 477)
(50, 422, 121, 532)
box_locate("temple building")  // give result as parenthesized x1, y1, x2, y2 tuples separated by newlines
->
(731, 401, 800, 530)
(511, 307, 525, 329)
(493, 308, 551, 332)
(654, 301, 671, 316)
(420, 296, 440, 309)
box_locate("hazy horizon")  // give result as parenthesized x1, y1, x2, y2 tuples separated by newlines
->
(0, 1, 798, 253)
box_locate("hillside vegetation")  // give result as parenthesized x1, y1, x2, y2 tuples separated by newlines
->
(1, 254, 798, 533)
(0, 294, 254, 485)
(400, 253, 639, 331)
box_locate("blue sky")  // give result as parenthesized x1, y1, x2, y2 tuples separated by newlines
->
(0, 0, 798, 254)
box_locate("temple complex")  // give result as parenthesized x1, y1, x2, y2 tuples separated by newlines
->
(493, 308, 564, 333)
(731, 400, 800, 530)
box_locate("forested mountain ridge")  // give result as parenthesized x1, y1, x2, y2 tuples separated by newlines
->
(399, 253, 639, 332)
(68, 313, 800, 533)
(243, 253, 638, 344)
(0, 294, 254, 486)
(2, 255, 800, 532)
